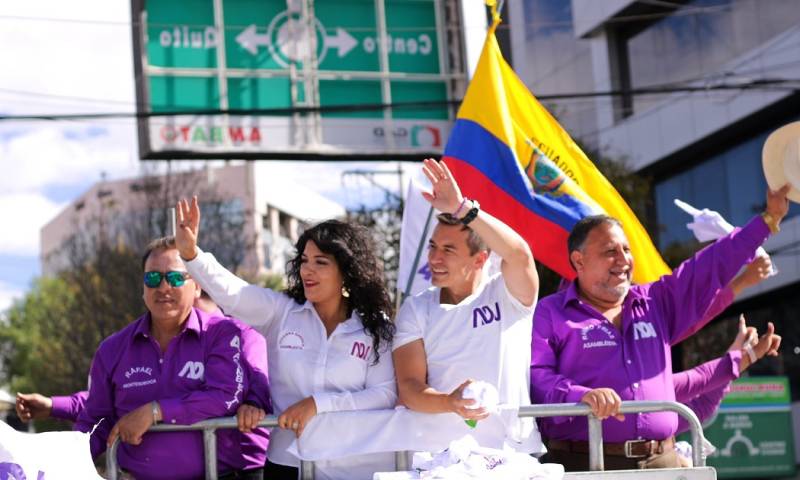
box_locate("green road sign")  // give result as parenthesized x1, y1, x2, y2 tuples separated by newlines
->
(147, 0, 441, 74)
(133, 0, 458, 159)
(682, 376, 797, 478)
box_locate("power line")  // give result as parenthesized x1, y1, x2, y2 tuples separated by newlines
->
(0, 79, 796, 122)
(0, 1, 751, 32)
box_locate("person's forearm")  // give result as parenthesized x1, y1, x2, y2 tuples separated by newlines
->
(466, 209, 532, 264)
(398, 379, 452, 414)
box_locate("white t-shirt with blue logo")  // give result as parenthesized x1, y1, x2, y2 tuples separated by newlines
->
(394, 272, 545, 454)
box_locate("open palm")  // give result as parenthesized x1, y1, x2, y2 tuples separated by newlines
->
(176, 196, 201, 260)
(421, 158, 463, 214)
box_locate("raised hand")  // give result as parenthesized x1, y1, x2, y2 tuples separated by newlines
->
(765, 184, 790, 224)
(755, 321, 781, 358)
(176, 196, 201, 261)
(421, 158, 464, 215)
(728, 315, 758, 352)
(737, 318, 782, 371)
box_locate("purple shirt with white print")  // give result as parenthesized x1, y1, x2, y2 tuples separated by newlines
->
(531, 216, 769, 442)
(75, 307, 249, 480)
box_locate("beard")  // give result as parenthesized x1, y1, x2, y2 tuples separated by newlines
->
(596, 275, 631, 300)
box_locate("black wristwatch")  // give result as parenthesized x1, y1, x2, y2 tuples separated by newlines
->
(460, 199, 480, 225)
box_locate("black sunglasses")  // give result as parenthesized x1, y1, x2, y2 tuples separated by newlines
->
(143, 270, 191, 288)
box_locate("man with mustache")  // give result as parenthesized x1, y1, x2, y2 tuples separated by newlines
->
(531, 185, 789, 471)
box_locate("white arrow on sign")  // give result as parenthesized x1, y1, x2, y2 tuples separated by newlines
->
(235, 22, 357, 59)
(326, 27, 357, 58)
(236, 24, 268, 55)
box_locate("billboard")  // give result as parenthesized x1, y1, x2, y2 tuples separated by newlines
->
(131, 0, 462, 160)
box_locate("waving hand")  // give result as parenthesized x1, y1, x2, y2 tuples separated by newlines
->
(176, 196, 201, 261)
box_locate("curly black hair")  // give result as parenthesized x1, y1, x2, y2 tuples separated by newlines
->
(285, 219, 395, 364)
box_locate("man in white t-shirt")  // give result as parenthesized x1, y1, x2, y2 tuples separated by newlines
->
(393, 158, 545, 453)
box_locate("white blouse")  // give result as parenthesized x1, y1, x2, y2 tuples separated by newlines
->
(184, 250, 397, 469)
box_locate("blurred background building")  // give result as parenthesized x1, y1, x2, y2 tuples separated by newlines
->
(40, 163, 345, 278)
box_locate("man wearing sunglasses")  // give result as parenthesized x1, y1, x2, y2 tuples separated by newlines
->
(73, 237, 263, 480)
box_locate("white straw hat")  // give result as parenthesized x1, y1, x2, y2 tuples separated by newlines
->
(762, 121, 800, 203)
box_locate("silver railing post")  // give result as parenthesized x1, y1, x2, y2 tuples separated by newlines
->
(587, 414, 604, 471)
(204, 428, 218, 480)
(517, 400, 707, 469)
(300, 460, 315, 480)
(106, 439, 120, 480)
(394, 450, 410, 471)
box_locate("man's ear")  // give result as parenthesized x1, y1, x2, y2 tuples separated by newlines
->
(474, 250, 490, 270)
(570, 250, 583, 273)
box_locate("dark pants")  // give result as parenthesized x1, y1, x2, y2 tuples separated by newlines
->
(218, 467, 264, 480)
(263, 460, 300, 480)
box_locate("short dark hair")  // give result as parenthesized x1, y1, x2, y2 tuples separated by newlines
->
(567, 215, 622, 260)
(141, 236, 177, 270)
(436, 213, 488, 256)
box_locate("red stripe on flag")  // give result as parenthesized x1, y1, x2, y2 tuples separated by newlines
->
(444, 156, 575, 280)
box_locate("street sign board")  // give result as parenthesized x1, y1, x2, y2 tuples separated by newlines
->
(131, 0, 462, 160)
(681, 376, 797, 478)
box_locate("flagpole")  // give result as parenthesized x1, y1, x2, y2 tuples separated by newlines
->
(401, 205, 435, 304)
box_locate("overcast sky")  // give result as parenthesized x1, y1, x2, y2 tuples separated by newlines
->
(0, 0, 424, 311)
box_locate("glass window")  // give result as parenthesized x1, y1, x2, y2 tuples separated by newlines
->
(625, 0, 800, 115)
(655, 118, 800, 252)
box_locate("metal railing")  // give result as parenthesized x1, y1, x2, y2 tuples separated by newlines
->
(106, 400, 706, 479)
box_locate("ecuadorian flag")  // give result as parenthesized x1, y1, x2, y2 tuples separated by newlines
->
(443, 14, 670, 283)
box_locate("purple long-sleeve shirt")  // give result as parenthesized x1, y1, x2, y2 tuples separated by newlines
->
(531, 216, 769, 442)
(673, 350, 741, 433)
(51, 391, 88, 422)
(75, 307, 252, 480)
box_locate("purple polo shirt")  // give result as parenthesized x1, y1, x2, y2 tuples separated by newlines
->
(51, 391, 88, 422)
(75, 307, 253, 479)
(531, 216, 769, 442)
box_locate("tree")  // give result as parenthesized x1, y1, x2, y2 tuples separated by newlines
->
(125, 164, 256, 274)
(347, 204, 402, 298)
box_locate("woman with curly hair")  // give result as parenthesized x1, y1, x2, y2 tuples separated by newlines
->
(175, 197, 396, 480)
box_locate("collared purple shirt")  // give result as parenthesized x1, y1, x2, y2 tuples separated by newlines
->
(531, 216, 769, 442)
(673, 350, 740, 433)
(76, 307, 254, 479)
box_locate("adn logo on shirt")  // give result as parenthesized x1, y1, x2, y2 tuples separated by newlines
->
(472, 303, 501, 328)
(350, 341, 371, 360)
(178, 361, 205, 380)
(633, 321, 657, 341)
